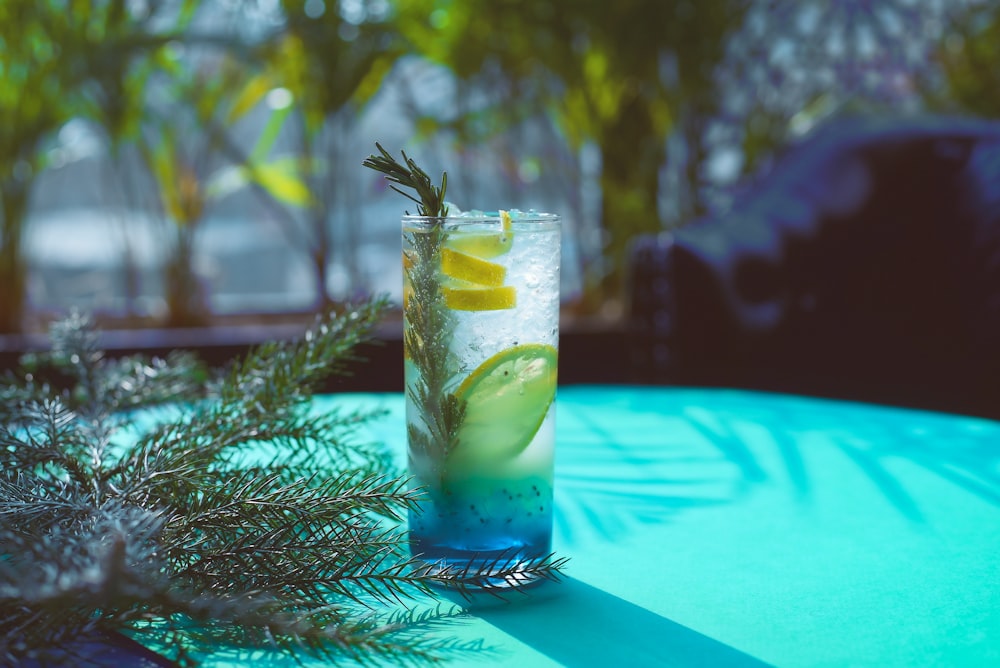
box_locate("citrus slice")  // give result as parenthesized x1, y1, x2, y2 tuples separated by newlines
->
(444, 210, 514, 259)
(447, 343, 558, 468)
(445, 231, 513, 259)
(442, 284, 516, 311)
(402, 251, 415, 308)
(441, 247, 506, 286)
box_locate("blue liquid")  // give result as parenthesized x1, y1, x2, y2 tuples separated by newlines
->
(409, 475, 553, 567)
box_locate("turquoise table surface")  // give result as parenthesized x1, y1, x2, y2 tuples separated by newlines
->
(223, 386, 1000, 667)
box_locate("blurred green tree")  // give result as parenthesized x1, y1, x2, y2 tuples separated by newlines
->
(393, 0, 748, 306)
(0, 2, 132, 332)
(252, 0, 405, 307)
(930, 2, 1000, 117)
(137, 50, 261, 328)
(0, 3, 52, 333)
(197, 0, 405, 309)
(8, 0, 996, 330)
(0, 0, 199, 332)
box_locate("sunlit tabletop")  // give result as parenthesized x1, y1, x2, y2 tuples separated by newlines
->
(241, 386, 1000, 666)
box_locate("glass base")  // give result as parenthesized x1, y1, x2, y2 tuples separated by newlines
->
(411, 543, 554, 592)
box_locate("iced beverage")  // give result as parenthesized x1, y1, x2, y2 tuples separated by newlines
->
(402, 211, 560, 578)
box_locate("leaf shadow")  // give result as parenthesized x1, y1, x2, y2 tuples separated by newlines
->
(681, 388, 1000, 522)
(440, 577, 773, 668)
(552, 390, 750, 547)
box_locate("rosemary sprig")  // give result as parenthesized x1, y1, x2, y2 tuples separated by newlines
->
(363, 144, 465, 463)
(362, 142, 449, 217)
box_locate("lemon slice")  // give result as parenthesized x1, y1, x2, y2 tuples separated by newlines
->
(445, 210, 514, 259)
(447, 343, 558, 469)
(441, 247, 506, 286)
(443, 284, 516, 311)
(402, 251, 415, 308)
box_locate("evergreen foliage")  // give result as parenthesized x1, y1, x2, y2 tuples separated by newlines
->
(0, 304, 566, 666)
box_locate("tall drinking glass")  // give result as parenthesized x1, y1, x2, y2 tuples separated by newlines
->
(402, 211, 560, 583)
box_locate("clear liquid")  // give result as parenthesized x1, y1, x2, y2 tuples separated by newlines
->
(403, 216, 560, 571)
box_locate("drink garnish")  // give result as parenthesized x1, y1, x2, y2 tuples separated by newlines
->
(440, 210, 516, 311)
(364, 144, 463, 464)
(441, 247, 507, 286)
(442, 284, 517, 311)
(443, 209, 514, 258)
(362, 142, 448, 217)
(446, 343, 557, 473)
(364, 148, 529, 456)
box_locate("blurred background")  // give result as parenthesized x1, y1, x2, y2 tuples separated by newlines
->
(2, 0, 998, 343)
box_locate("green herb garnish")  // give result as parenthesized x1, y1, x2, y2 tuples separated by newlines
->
(362, 142, 449, 217)
(363, 144, 464, 464)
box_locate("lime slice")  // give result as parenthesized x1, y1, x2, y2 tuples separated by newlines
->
(441, 247, 506, 286)
(444, 210, 514, 259)
(443, 284, 516, 311)
(448, 343, 558, 468)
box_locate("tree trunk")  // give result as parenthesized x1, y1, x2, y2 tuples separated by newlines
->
(0, 181, 30, 334)
(165, 227, 209, 328)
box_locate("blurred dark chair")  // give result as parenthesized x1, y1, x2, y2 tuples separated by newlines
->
(627, 115, 1000, 419)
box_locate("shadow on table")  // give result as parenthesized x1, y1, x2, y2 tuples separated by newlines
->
(707, 390, 1000, 522)
(564, 386, 1000, 527)
(451, 577, 771, 668)
(553, 394, 748, 549)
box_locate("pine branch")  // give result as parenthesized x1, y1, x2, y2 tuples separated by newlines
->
(0, 301, 568, 666)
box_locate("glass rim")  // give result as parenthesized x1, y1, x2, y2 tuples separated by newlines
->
(402, 211, 560, 224)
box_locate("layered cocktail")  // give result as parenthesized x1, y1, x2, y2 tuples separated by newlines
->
(402, 210, 560, 577)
